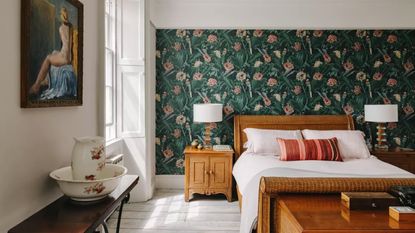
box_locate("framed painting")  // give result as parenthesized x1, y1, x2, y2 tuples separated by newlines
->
(21, 0, 83, 108)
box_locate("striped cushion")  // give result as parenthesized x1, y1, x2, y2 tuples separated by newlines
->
(277, 138, 343, 161)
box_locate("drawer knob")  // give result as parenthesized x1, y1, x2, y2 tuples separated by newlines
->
(209, 170, 214, 175)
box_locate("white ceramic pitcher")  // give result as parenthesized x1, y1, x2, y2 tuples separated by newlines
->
(71, 136, 105, 180)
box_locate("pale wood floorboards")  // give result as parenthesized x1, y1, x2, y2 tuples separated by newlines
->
(107, 189, 240, 233)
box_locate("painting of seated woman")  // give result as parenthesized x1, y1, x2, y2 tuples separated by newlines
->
(21, 0, 83, 108)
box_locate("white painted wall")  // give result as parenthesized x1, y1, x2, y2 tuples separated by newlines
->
(125, 0, 157, 202)
(151, 0, 415, 29)
(156, 175, 184, 189)
(106, 137, 154, 202)
(146, 20, 157, 197)
(0, 0, 103, 231)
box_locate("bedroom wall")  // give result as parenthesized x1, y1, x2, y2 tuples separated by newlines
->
(0, 0, 103, 231)
(151, 0, 415, 29)
(152, 0, 415, 176)
(155, 29, 415, 175)
(152, 0, 415, 178)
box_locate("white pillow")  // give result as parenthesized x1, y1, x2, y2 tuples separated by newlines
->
(301, 130, 370, 159)
(243, 128, 303, 155)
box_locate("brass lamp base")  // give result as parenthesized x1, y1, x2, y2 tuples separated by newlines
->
(375, 123, 389, 150)
(203, 123, 212, 149)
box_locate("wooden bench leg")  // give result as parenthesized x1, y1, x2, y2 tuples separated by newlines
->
(116, 193, 130, 233)
(102, 222, 109, 233)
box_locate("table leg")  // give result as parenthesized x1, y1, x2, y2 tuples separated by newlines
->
(116, 193, 130, 233)
(102, 222, 109, 233)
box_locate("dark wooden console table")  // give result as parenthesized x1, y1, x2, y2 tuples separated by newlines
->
(9, 175, 139, 233)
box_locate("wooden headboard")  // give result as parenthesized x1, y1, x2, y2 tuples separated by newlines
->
(233, 115, 355, 159)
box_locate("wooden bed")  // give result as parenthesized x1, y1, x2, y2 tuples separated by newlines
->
(234, 115, 355, 160)
(233, 115, 415, 233)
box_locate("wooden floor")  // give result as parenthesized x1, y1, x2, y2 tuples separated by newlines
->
(107, 189, 241, 233)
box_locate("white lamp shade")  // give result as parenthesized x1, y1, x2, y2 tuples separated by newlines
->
(193, 104, 223, 123)
(364, 104, 398, 123)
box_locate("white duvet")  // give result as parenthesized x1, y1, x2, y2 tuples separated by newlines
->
(233, 152, 415, 233)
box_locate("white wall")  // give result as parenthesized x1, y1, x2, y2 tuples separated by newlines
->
(123, 0, 156, 202)
(151, 0, 415, 29)
(106, 137, 154, 202)
(0, 0, 103, 231)
(145, 20, 157, 198)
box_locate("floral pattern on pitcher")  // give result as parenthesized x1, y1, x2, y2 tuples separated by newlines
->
(91, 145, 104, 160)
(71, 137, 106, 180)
(97, 162, 105, 171)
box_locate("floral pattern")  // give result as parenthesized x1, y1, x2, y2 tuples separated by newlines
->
(156, 29, 415, 175)
(85, 175, 96, 181)
(97, 162, 105, 171)
(90, 145, 104, 160)
(84, 182, 105, 194)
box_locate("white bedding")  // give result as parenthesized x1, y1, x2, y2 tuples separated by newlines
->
(233, 152, 415, 233)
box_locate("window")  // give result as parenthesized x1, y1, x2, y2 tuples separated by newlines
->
(105, 0, 116, 141)
(105, 0, 145, 141)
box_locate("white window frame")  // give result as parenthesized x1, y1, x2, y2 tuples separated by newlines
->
(105, 0, 146, 141)
(105, 0, 117, 141)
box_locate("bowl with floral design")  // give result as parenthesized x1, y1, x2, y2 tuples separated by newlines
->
(50, 164, 127, 201)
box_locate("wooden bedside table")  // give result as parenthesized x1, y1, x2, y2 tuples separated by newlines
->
(184, 146, 233, 202)
(372, 148, 415, 174)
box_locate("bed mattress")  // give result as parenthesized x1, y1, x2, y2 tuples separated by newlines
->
(232, 152, 415, 233)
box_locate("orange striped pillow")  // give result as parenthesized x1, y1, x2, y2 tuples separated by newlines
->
(277, 138, 343, 161)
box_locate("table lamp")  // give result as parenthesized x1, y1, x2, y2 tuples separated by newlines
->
(364, 104, 398, 149)
(193, 103, 223, 148)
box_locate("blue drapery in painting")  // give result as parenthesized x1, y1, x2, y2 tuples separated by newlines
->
(40, 65, 77, 100)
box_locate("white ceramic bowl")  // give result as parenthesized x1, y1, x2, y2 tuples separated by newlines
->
(50, 164, 128, 201)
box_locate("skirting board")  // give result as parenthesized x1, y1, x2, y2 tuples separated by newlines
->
(156, 175, 184, 189)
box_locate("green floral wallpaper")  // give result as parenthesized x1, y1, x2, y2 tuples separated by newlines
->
(156, 29, 415, 175)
